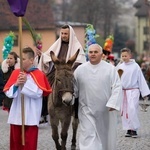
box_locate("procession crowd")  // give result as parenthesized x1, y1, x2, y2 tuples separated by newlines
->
(0, 24, 150, 150)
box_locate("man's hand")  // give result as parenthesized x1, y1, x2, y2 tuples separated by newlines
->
(15, 72, 27, 86)
(35, 48, 42, 56)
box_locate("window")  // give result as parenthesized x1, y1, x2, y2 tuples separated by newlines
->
(143, 27, 150, 35)
(143, 40, 150, 50)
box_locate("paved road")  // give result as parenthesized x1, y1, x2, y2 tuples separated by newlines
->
(0, 105, 150, 150)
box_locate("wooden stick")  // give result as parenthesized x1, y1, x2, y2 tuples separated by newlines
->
(19, 16, 25, 146)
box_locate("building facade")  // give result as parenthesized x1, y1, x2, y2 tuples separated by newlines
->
(0, 0, 86, 63)
(134, 0, 150, 55)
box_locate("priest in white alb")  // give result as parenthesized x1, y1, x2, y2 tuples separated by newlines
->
(74, 44, 122, 150)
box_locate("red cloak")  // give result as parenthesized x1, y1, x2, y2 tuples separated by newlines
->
(3, 69, 52, 96)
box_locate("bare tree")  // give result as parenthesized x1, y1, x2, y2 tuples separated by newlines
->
(100, 0, 119, 38)
(61, 0, 71, 21)
(70, 0, 101, 27)
(70, 0, 118, 37)
(50, 0, 133, 38)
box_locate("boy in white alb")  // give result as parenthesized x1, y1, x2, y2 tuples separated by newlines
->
(117, 48, 150, 138)
(3, 47, 52, 150)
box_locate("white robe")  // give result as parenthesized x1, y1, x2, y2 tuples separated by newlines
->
(74, 60, 122, 150)
(117, 59, 150, 130)
(37, 25, 86, 73)
(5, 74, 43, 126)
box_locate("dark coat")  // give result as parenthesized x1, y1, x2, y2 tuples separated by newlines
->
(0, 69, 5, 106)
(2, 66, 15, 109)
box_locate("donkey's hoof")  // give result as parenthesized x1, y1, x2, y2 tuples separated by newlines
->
(56, 145, 61, 150)
(71, 145, 76, 150)
(61, 147, 66, 150)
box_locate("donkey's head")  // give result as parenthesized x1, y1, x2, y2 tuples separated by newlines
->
(50, 50, 79, 106)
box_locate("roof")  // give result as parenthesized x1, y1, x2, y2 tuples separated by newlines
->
(135, 4, 149, 17)
(56, 21, 87, 27)
(0, 0, 55, 30)
(134, 0, 144, 8)
(134, 0, 149, 17)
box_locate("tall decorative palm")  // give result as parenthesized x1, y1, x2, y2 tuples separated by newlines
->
(22, 17, 42, 50)
(7, 0, 29, 145)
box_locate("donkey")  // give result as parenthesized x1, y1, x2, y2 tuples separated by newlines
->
(48, 50, 79, 150)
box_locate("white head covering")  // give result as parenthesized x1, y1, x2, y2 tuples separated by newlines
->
(37, 25, 86, 73)
(1, 58, 20, 73)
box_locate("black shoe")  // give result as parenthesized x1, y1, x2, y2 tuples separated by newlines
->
(39, 116, 45, 124)
(125, 130, 131, 137)
(39, 120, 45, 124)
(131, 130, 138, 138)
(43, 116, 48, 123)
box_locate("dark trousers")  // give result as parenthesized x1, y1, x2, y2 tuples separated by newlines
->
(41, 96, 48, 117)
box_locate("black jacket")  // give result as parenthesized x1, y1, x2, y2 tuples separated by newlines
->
(0, 69, 5, 106)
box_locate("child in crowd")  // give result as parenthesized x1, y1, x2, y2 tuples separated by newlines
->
(117, 48, 150, 138)
(3, 47, 52, 150)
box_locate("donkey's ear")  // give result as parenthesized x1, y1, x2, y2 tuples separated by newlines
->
(67, 49, 80, 66)
(50, 51, 60, 64)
